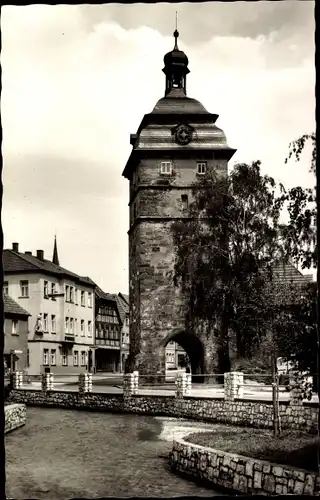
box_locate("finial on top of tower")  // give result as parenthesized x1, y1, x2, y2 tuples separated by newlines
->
(173, 11, 179, 49)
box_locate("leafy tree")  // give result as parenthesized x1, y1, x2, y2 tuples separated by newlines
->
(173, 161, 286, 371)
(172, 158, 316, 374)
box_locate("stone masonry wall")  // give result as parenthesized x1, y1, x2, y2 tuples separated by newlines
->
(8, 390, 318, 432)
(128, 157, 228, 376)
(5, 403, 27, 434)
(170, 438, 319, 495)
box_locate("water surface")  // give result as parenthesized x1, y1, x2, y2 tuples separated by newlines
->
(5, 407, 224, 498)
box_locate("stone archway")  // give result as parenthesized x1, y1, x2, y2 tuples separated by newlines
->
(160, 328, 205, 383)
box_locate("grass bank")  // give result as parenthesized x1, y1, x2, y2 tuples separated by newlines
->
(185, 425, 320, 473)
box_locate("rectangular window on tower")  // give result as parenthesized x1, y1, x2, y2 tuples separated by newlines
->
(181, 194, 188, 210)
(196, 161, 207, 175)
(160, 161, 173, 175)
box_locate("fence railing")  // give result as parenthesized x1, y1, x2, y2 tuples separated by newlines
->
(6, 370, 318, 403)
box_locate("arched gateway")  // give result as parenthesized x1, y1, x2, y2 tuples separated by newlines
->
(122, 30, 236, 378)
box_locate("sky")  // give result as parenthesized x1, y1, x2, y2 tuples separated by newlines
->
(1, 2, 316, 293)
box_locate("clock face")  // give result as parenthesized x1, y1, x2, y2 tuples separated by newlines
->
(174, 124, 193, 145)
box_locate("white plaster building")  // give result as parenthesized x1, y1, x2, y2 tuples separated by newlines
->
(3, 240, 96, 375)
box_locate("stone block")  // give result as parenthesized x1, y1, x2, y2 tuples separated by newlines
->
(254, 462, 262, 472)
(230, 460, 237, 471)
(263, 474, 275, 494)
(253, 470, 262, 489)
(233, 473, 240, 489)
(245, 460, 254, 477)
(304, 474, 315, 495)
(272, 466, 283, 477)
(293, 480, 304, 495)
(236, 463, 245, 474)
(262, 464, 271, 474)
(238, 475, 248, 492)
(293, 470, 306, 482)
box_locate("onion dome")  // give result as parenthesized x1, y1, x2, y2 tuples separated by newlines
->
(162, 30, 190, 96)
(163, 29, 189, 67)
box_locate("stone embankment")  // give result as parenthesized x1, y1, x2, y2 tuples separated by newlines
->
(5, 404, 26, 434)
(170, 438, 320, 496)
(8, 389, 318, 432)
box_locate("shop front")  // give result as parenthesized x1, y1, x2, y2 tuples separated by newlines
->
(95, 346, 120, 373)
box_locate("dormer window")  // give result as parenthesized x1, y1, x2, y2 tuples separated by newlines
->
(197, 161, 207, 175)
(160, 161, 173, 175)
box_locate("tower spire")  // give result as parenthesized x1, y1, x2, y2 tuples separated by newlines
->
(173, 11, 179, 50)
(162, 19, 189, 97)
(52, 234, 60, 266)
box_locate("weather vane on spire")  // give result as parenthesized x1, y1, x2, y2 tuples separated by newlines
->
(175, 10, 178, 30)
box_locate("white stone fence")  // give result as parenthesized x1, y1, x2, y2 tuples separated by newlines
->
(123, 371, 139, 397)
(9, 370, 312, 403)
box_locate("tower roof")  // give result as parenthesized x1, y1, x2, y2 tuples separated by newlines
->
(163, 29, 189, 70)
(122, 29, 236, 179)
(52, 235, 60, 266)
(152, 88, 210, 115)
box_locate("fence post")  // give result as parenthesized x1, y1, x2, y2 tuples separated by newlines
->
(289, 372, 304, 407)
(224, 372, 244, 400)
(78, 373, 93, 394)
(12, 371, 23, 389)
(123, 371, 139, 397)
(175, 372, 192, 398)
(41, 372, 54, 392)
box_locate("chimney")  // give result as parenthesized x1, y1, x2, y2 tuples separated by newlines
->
(25, 251, 32, 256)
(12, 242, 19, 252)
(36, 250, 44, 260)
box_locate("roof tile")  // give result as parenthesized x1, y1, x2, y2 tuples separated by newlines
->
(3, 294, 30, 316)
(3, 249, 96, 287)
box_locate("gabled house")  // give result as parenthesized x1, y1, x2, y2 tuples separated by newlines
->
(3, 240, 96, 375)
(94, 287, 122, 372)
(3, 294, 30, 374)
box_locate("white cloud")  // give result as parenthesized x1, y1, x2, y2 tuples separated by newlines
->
(1, 4, 315, 292)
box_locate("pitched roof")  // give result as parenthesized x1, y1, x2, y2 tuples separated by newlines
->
(118, 293, 129, 306)
(3, 294, 30, 316)
(272, 261, 312, 286)
(114, 293, 129, 324)
(95, 285, 117, 303)
(3, 249, 96, 287)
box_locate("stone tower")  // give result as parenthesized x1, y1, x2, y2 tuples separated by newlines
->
(122, 30, 236, 377)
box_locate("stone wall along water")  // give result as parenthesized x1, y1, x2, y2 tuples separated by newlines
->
(5, 404, 26, 434)
(170, 438, 319, 496)
(8, 389, 318, 432)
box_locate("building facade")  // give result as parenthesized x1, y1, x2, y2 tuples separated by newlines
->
(3, 294, 30, 374)
(122, 30, 235, 377)
(116, 293, 130, 372)
(94, 287, 122, 372)
(165, 340, 187, 370)
(3, 241, 96, 375)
